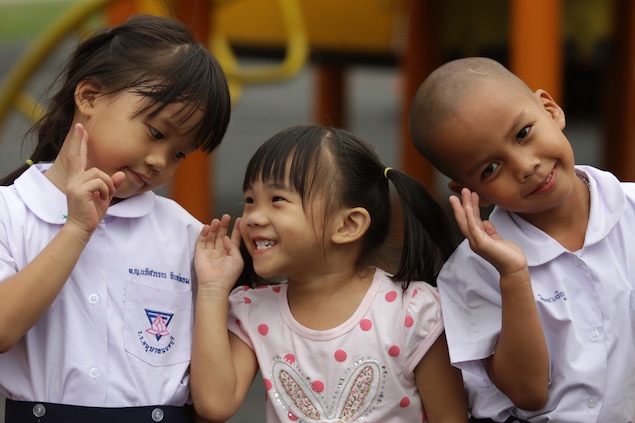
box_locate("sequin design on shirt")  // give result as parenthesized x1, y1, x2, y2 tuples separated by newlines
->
(270, 357, 384, 422)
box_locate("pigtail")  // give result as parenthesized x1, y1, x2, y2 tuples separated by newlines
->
(385, 169, 456, 287)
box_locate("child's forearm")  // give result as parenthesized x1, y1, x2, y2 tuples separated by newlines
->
(0, 222, 92, 351)
(190, 287, 252, 421)
(488, 268, 549, 410)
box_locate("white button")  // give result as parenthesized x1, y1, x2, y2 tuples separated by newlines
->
(590, 329, 600, 341)
(152, 408, 165, 422)
(586, 396, 599, 408)
(88, 294, 100, 304)
(32, 403, 46, 417)
(574, 257, 583, 267)
(89, 367, 100, 378)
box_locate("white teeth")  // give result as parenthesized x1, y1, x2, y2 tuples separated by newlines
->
(540, 172, 553, 188)
(255, 240, 277, 250)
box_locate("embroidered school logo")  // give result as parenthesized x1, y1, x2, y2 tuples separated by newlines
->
(145, 309, 174, 341)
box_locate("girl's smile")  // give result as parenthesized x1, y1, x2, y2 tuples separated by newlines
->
(254, 239, 277, 251)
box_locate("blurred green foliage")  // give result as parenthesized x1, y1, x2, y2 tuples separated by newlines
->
(0, 0, 76, 41)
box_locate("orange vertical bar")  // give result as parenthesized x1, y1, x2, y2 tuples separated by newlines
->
(107, 0, 138, 25)
(602, 0, 635, 181)
(314, 64, 347, 128)
(170, 0, 215, 222)
(400, 0, 442, 192)
(510, 0, 563, 104)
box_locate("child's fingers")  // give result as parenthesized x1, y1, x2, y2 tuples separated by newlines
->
(207, 218, 221, 242)
(462, 189, 485, 232)
(469, 190, 482, 221)
(78, 124, 88, 173)
(215, 215, 232, 246)
(449, 195, 468, 230)
(64, 123, 88, 176)
(229, 217, 242, 247)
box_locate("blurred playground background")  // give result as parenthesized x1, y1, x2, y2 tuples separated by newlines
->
(0, 0, 628, 421)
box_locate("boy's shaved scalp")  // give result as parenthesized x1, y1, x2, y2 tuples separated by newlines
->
(409, 57, 532, 173)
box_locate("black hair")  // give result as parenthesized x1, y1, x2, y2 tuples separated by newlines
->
(240, 125, 456, 289)
(1, 14, 230, 185)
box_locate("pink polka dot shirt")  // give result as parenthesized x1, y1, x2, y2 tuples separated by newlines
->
(227, 268, 444, 422)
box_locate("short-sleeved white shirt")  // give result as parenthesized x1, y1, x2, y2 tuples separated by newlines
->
(228, 268, 443, 422)
(438, 166, 635, 422)
(0, 164, 203, 407)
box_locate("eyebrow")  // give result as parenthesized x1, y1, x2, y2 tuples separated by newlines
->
(245, 181, 292, 192)
(264, 181, 291, 190)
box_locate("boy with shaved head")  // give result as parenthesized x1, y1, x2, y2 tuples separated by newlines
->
(410, 57, 635, 423)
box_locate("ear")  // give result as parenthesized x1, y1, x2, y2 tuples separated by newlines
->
(74, 80, 103, 117)
(534, 89, 566, 130)
(447, 180, 491, 207)
(447, 180, 464, 196)
(330, 207, 371, 245)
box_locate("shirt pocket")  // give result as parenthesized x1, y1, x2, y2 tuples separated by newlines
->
(123, 280, 193, 366)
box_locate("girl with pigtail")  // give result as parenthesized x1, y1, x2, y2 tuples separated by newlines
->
(191, 125, 468, 422)
(0, 14, 230, 422)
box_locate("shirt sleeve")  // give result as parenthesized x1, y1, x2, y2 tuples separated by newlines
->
(0, 192, 18, 283)
(402, 281, 445, 379)
(437, 241, 504, 378)
(227, 286, 256, 350)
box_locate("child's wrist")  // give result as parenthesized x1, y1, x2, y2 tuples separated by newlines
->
(499, 266, 531, 285)
(61, 219, 94, 245)
(197, 282, 233, 299)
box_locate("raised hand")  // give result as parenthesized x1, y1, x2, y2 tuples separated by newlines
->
(449, 188, 527, 276)
(195, 214, 244, 294)
(62, 123, 125, 235)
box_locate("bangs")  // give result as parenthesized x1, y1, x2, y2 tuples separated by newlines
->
(243, 126, 332, 205)
(129, 44, 230, 153)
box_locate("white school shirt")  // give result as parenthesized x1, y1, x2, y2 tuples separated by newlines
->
(438, 165, 635, 422)
(0, 164, 203, 407)
(227, 268, 443, 423)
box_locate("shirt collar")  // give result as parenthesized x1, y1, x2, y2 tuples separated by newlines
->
(15, 163, 156, 224)
(489, 165, 625, 266)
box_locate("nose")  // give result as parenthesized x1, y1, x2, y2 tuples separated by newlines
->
(242, 206, 268, 227)
(144, 149, 168, 175)
(514, 153, 540, 182)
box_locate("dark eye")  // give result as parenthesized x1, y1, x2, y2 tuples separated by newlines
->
(482, 162, 500, 178)
(150, 126, 164, 140)
(175, 152, 186, 160)
(516, 125, 531, 143)
(272, 196, 285, 202)
(244, 196, 254, 204)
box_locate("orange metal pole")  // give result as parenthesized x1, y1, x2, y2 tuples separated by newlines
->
(602, 0, 635, 181)
(170, 0, 215, 223)
(107, 0, 138, 25)
(314, 64, 347, 128)
(400, 0, 442, 193)
(509, 0, 563, 104)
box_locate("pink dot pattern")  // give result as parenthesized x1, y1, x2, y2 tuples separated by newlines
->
(334, 349, 347, 362)
(400, 396, 410, 407)
(227, 272, 443, 422)
(311, 380, 324, 393)
(360, 319, 373, 331)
